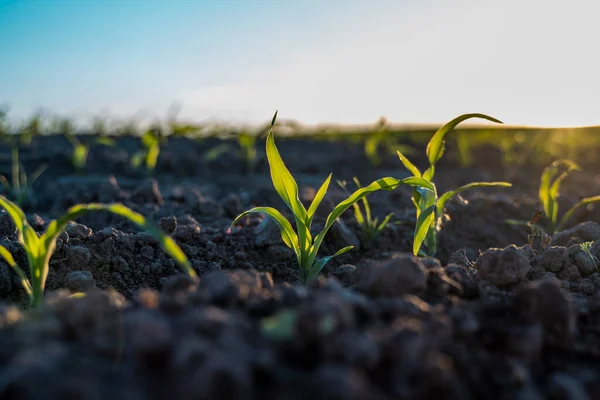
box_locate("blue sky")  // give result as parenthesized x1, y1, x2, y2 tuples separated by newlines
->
(1, 0, 600, 127)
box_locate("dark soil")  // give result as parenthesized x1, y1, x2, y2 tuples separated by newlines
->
(0, 134, 599, 399)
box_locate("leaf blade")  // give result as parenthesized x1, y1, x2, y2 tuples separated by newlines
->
(426, 113, 503, 167)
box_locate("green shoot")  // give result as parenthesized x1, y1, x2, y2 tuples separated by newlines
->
(580, 241, 598, 271)
(64, 133, 115, 174)
(231, 111, 429, 283)
(0, 147, 47, 206)
(131, 129, 162, 172)
(0, 196, 197, 307)
(337, 177, 393, 243)
(203, 130, 260, 173)
(507, 160, 600, 234)
(65, 134, 89, 174)
(364, 117, 415, 166)
(237, 131, 258, 173)
(396, 114, 512, 256)
(364, 118, 388, 166)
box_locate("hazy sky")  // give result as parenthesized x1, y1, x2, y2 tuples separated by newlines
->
(1, 0, 599, 127)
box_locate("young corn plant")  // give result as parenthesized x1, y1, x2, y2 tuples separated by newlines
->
(237, 131, 259, 173)
(65, 133, 116, 174)
(0, 147, 47, 207)
(580, 242, 598, 271)
(0, 196, 197, 308)
(396, 114, 512, 257)
(231, 112, 429, 283)
(507, 159, 600, 234)
(203, 130, 260, 173)
(337, 177, 393, 243)
(65, 134, 90, 174)
(364, 117, 415, 166)
(131, 129, 163, 172)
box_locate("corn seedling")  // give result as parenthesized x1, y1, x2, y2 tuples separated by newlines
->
(18, 112, 44, 142)
(231, 112, 430, 283)
(396, 114, 512, 257)
(131, 129, 163, 172)
(65, 133, 116, 174)
(580, 242, 598, 271)
(65, 134, 90, 174)
(456, 130, 473, 167)
(364, 117, 415, 166)
(507, 160, 600, 234)
(0, 196, 197, 308)
(237, 131, 258, 173)
(0, 147, 47, 207)
(203, 130, 260, 173)
(337, 177, 393, 243)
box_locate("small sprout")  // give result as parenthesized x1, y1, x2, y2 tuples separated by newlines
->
(337, 177, 393, 243)
(0, 147, 47, 206)
(396, 114, 512, 257)
(0, 196, 197, 307)
(364, 117, 415, 166)
(237, 131, 258, 173)
(507, 160, 600, 234)
(261, 309, 297, 340)
(231, 111, 425, 283)
(131, 129, 163, 172)
(65, 133, 116, 173)
(203, 130, 260, 174)
(65, 134, 89, 174)
(580, 242, 598, 271)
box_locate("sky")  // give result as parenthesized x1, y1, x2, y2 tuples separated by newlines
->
(1, 0, 600, 127)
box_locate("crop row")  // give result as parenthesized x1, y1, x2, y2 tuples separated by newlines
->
(0, 112, 599, 309)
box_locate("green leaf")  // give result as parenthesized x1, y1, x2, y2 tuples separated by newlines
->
(0, 244, 32, 296)
(413, 187, 437, 256)
(376, 213, 394, 232)
(204, 143, 231, 161)
(265, 129, 310, 260)
(265, 130, 307, 220)
(556, 195, 600, 232)
(354, 177, 373, 223)
(422, 166, 435, 181)
(231, 206, 299, 255)
(271, 110, 278, 127)
(307, 174, 332, 223)
(0, 195, 27, 234)
(397, 150, 421, 177)
(306, 245, 353, 282)
(538, 160, 579, 230)
(145, 142, 160, 170)
(548, 161, 580, 227)
(505, 218, 527, 228)
(426, 113, 502, 167)
(261, 309, 296, 340)
(437, 182, 512, 218)
(95, 136, 116, 147)
(29, 164, 48, 185)
(141, 130, 159, 147)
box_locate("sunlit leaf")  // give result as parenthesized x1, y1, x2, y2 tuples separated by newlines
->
(437, 182, 512, 218)
(556, 195, 600, 232)
(231, 206, 299, 254)
(426, 113, 502, 167)
(307, 174, 332, 223)
(306, 245, 353, 282)
(397, 150, 421, 177)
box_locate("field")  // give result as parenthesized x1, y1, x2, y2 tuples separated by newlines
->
(0, 117, 600, 399)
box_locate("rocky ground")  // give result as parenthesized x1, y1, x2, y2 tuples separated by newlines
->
(0, 134, 599, 399)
